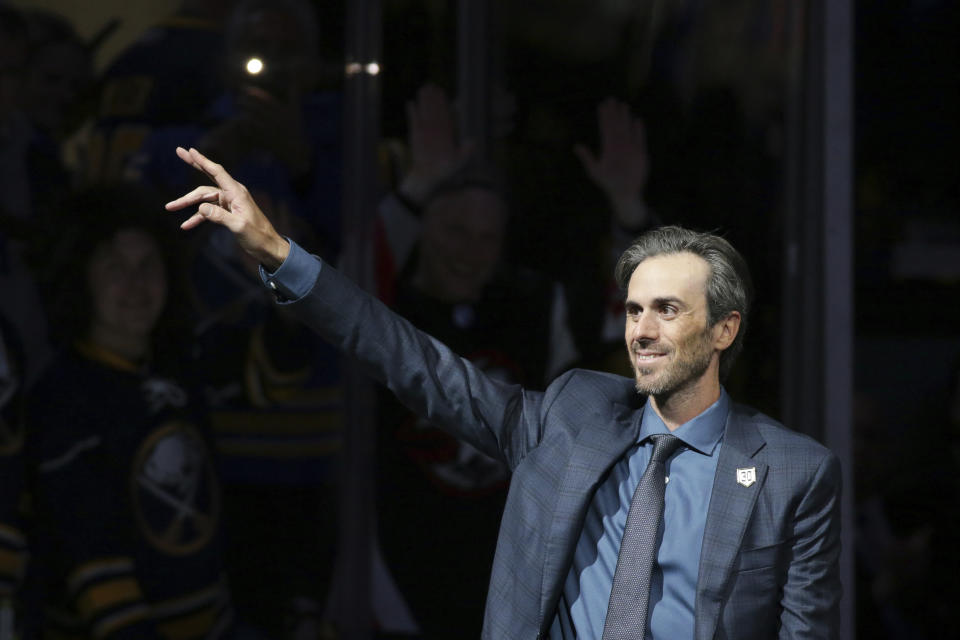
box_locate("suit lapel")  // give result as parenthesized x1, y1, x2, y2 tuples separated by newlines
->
(538, 400, 643, 625)
(694, 407, 768, 640)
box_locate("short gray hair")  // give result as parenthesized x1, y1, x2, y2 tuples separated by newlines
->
(615, 225, 753, 380)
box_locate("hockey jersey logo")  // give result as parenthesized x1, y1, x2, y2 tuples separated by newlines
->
(141, 377, 189, 414)
(132, 422, 220, 556)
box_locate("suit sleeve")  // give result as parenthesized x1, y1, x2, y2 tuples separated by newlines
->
(273, 252, 549, 469)
(778, 450, 842, 639)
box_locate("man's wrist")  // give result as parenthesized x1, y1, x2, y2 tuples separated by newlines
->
(259, 236, 291, 272)
(260, 239, 321, 302)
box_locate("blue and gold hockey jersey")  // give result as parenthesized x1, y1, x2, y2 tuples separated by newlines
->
(26, 342, 232, 639)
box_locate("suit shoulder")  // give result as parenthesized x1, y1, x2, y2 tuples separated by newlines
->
(545, 368, 637, 404)
(731, 402, 836, 462)
(540, 369, 641, 426)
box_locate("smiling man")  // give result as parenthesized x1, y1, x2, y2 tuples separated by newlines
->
(168, 147, 842, 640)
(619, 239, 744, 425)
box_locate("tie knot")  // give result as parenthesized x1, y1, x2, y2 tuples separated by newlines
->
(648, 434, 683, 464)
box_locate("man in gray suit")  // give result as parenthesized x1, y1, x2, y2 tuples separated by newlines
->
(168, 147, 841, 639)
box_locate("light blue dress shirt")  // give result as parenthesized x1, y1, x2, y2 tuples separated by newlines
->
(259, 238, 320, 300)
(551, 391, 729, 639)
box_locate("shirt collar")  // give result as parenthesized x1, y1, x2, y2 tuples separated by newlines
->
(638, 388, 730, 456)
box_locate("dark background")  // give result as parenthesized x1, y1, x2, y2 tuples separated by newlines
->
(5, 0, 958, 637)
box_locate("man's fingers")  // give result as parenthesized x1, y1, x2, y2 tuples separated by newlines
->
(187, 147, 230, 187)
(175, 146, 223, 185)
(178, 200, 234, 230)
(165, 186, 220, 212)
(180, 212, 207, 230)
(198, 201, 231, 224)
(175, 145, 203, 172)
(175, 146, 240, 192)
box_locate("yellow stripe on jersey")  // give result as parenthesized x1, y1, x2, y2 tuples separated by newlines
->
(76, 578, 144, 619)
(67, 557, 134, 596)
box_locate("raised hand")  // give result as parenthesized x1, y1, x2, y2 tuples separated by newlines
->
(165, 147, 290, 271)
(399, 84, 475, 206)
(574, 98, 651, 229)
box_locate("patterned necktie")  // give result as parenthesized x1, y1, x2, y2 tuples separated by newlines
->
(601, 433, 684, 640)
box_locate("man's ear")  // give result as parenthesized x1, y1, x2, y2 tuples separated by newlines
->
(713, 311, 741, 351)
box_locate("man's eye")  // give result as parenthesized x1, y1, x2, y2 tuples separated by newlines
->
(661, 306, 677, 316)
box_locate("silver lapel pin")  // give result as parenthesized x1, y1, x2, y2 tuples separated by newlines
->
(736, 467, 757, 488)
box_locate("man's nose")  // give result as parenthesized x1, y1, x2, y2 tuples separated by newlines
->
(631, 311, 659, 343)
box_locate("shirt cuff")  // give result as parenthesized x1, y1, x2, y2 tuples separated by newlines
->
(259, 239, 321, 301)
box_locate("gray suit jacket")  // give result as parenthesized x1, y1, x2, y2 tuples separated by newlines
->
(282, 259, 842, 639)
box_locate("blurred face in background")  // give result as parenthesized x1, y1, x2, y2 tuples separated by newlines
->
(87, 228, 168, 349)
(415, 186, 506, 303)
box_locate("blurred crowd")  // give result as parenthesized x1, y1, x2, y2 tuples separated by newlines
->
(0, 0, 957, 639)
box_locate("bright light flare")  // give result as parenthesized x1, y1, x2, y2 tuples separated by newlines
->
(245, 57, 264, 75)
(345, 61, 381, 76)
